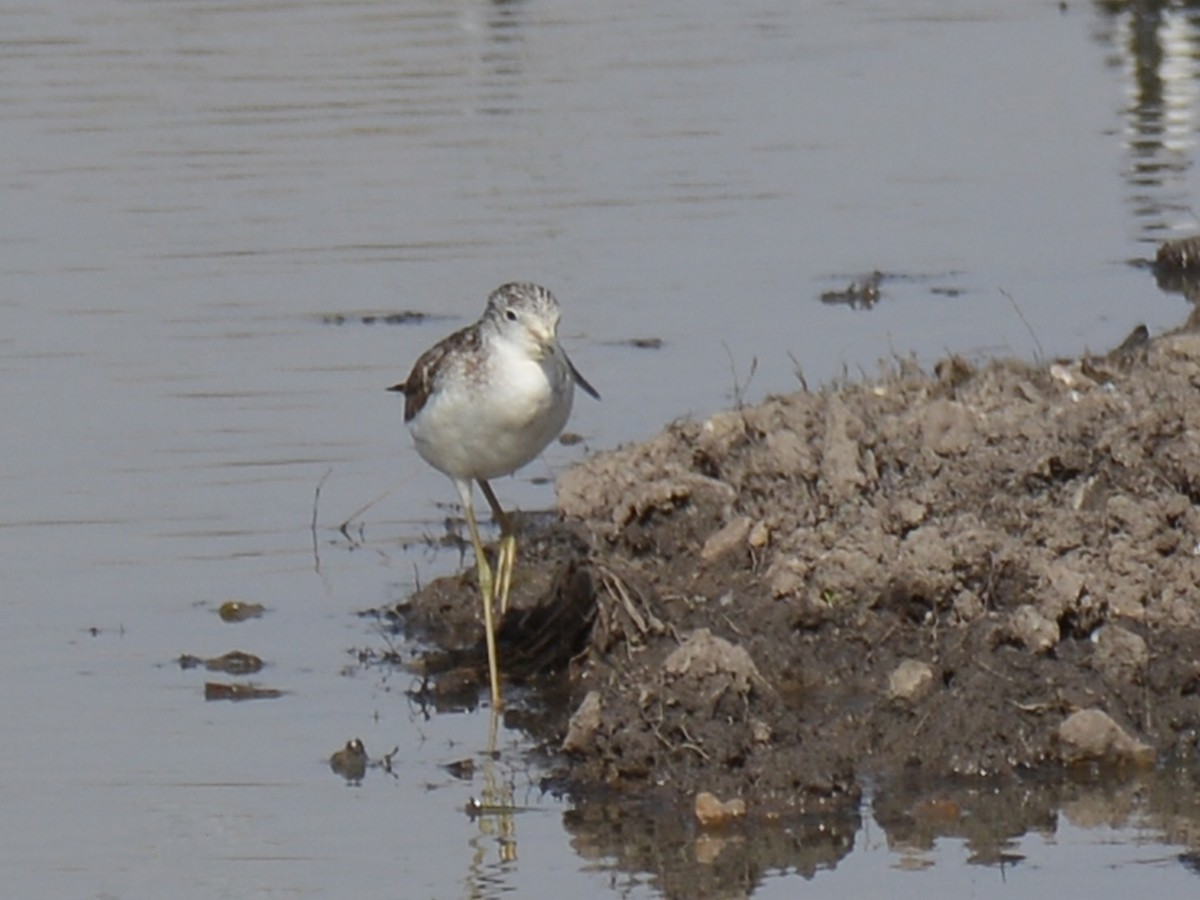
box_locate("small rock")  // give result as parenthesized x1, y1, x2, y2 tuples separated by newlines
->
(1091, 625, 1148, 683)
(751, 719, 772, 744)
(700, 516, 753, 562)
(921, 399, 976, 456)
(697, 410, 748, 460)
(748, 520, 770, 549)
(1009, 604, 1060, 654)
(952, 590, 984, 622)
(1070, 475, 1107, 512)
(663, 629, 764, 695)
(891, 498, 927, 529)
(1040, 562, 1087, 619)
(888, 659, 935, 702)
(562, 690, 603, 753)
(768, 558, 807, 598)
(694, 791, 747, 828)
(1058, 708, 1154, 766)
(1050, 362, 1095, 391)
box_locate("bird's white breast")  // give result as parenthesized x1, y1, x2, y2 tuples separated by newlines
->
(408, 335, 574, 481)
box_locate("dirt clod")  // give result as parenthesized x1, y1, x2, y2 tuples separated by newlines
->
(1091, 625, 1148, 683)
(888, 659, 935, 702)
(700, 516, 753, 562)
(1008, 605, 1060, 654)
(563, 690, 604, 754)
(663, 629, 763, 695)
(1057, 708, 1155, 766)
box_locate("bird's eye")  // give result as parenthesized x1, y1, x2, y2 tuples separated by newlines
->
(505, 309, 518, 322)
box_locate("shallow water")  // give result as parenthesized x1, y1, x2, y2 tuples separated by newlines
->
(4, 0, 1200, 896)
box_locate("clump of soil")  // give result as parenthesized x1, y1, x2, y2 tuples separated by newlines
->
(397, 326, 1200, 818)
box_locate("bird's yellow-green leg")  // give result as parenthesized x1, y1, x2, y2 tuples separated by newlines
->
(457, 480, 503, 709)
(495, 534, 516, 616)
(478, 480, 517, 616)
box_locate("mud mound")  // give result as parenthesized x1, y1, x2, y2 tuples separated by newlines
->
(398, 327, 1200, 817)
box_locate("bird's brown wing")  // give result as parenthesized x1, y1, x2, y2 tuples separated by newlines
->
(390, 324, 482, 424)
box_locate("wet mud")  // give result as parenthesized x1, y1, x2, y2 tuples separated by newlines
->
(392, 322, 1200, 825)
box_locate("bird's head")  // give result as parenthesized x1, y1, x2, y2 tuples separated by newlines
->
(487, 282, 562, 357)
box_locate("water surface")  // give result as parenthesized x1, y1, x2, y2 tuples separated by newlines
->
(4, 0, 1200, 895)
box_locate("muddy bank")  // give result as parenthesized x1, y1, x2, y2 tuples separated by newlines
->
(393, 323, 1200, 818)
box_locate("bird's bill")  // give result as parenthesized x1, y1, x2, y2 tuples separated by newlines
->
(525, 319, 555, 344)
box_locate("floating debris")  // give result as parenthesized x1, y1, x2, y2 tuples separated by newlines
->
(329, 738, 368, 783)
(218, 601, 265, 623)
(204, 681, 282, 702)
(820, 270, 884, 309)
(177, 650, 264, 675)
(441, 758, 476, 780)
(321, 310, 432, 326)
(464, 797, 527, 819)
(558, 431, 585, 446)
(627, 337, 663, 349)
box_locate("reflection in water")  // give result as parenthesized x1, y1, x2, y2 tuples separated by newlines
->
(1096, 1, 1200, 244)
(563, 794, 860, 897)
(557, 766, 1200, 897)
(466, 710, 519, 898)
(471, 0, 531, 117)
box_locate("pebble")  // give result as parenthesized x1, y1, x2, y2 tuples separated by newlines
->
(748, 520, 770, 549)
(888, 659, 935, 702)
(1009, 604, 1060, 654)
(700, 516, 753, 562)
(664, 629, 763, 694)
(1057, 708, 1155, 766)
(562, 690, 604, 753)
